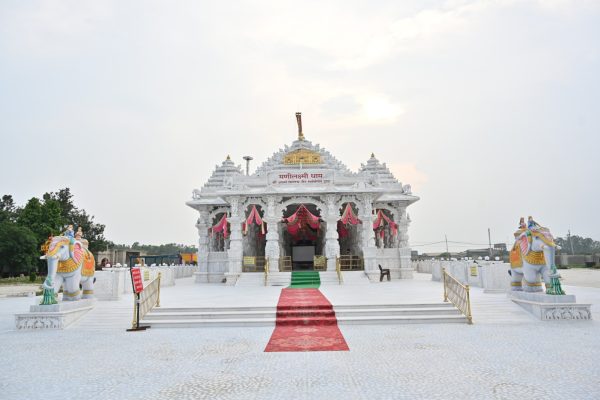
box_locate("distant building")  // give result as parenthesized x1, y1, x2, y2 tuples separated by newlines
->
(94, 249, 147, 267)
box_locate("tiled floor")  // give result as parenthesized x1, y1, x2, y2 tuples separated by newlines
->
(1, 273, 598, 399)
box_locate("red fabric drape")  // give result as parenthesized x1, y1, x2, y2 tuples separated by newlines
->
(211, 214, 229, 239)
(337, 204, 361, 238)
(283, 204, 320, 238)
(337, 220, 349, 238)
(243, 205, 266, 235)
(372, 210, 398, 238)
(339, 203, 362, 225)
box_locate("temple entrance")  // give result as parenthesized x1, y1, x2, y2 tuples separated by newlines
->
(280, 203, 324, 270)
(209, 212, 229, 252)
(242, 205, 267, 272)
(337, 202, 365, 270)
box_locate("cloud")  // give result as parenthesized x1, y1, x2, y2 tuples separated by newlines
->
(0, 1, 114, 56)
(320, 94, 404, 125)
(388, 163, 428, 191)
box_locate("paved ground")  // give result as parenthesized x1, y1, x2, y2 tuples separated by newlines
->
(0, 273, 598, 400)
(558, 268, 600, 288)
(0, 284, 39, 297)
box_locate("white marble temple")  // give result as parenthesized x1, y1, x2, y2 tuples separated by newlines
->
(187, 115, 419, 284)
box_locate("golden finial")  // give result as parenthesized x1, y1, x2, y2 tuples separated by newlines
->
(371, 152, 375, 158)
(226, 155, 231, 161)
(295, 112, 305, 141)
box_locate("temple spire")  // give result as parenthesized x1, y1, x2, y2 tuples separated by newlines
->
(295, 112, 305, 141)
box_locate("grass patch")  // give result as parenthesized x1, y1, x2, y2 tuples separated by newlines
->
(0, 276, 45, 285)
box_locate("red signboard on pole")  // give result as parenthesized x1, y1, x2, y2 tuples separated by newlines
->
(131, 267, 144, 293)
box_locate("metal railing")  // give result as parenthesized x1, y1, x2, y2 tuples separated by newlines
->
(335, 257, 343, 285)
(264, 258, 269, 286)
(313, 255, 327, 271)
(337, 255, 364, 271)
(279, 256, 292, 272)
(242, 256, 266, 272)
(442, 268, 473, 324)
(129, 273, 161, 331)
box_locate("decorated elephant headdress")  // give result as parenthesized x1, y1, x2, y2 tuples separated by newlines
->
(45, 235, 94, 276)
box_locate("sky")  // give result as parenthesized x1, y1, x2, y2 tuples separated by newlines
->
(0, 0, 598, 253)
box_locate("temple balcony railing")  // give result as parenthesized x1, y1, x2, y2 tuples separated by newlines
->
(242, 256, 266, 272)
(338, 255, 364, 271)
(442, 267, 473, 324)
(279, 256, 292, 272)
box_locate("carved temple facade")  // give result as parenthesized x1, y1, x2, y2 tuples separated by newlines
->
(186, 114, 419, 284)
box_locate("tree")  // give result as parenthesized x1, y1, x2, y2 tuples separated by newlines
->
(0, 195, 18, 223)
(0, 188, 109, 276)
(556, 235, 600, 255)
(17, 197, 65, 243)
(0, 222, 38, 276)
(43, 188, 108, 254)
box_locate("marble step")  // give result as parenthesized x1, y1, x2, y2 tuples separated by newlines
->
(150, 306, 275, 313)
(141, 314, 467, 328)
(334, 307, 461, 317)
(337, 314, 468, 324)
(140, 303, 468, 327)
(143, 310, 276, 320)
(140, 317, 276, 328)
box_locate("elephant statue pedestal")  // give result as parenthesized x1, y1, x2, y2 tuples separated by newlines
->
(510, 291, 591, 321)
(15, 298, 96, 330)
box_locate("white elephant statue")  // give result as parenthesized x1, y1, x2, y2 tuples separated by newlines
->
(40, 235, 96, 303)
(509, 218, 564, 294)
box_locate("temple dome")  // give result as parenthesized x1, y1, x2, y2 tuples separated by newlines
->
(253, 138, 354, 177)
(358, 153, 400, 186)
(202, 155, 243, 190)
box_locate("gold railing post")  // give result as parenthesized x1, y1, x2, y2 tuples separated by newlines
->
(465, 284, 473, 324)
(442, 268, 448, 302)
(264, 258, 269, 286)
(156, 273, 161, 308)
(131, 293, 138, 329)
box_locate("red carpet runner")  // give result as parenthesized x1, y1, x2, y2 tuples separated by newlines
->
(264, 288, 349, 352)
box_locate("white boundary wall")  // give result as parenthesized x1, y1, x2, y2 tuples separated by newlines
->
(412, 260, 510, 293)
(95, 265, 196, 300)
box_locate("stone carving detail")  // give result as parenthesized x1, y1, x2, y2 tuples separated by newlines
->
(543, 307, 591, 320)
(266, 196, 278, 218)
(277, 196, 326, 217)
(228, 197, 240, 217)
(16, 316, 63, 330)
(402, 184, 412, 194)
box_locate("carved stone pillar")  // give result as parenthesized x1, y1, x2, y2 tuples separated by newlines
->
(194, 209, 210, 283)
(397, 207, 413, 278)
(225, 197, 242, 285)
(324, 195, 340, 271)
(360, 195, 378, 280)
(265, 196, 280, 272)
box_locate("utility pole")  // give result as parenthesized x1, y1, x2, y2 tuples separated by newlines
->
(488, 228, 493, 258)
(445, 234, 449, 256)
(243, 156, 253, 176)
(568, 229, 575, 255)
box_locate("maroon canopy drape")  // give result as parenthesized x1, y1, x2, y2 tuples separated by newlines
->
(283, 204, 320, 239)
(372, 210, 398, 239)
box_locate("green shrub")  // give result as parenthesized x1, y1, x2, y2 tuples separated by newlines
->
(29, 271, 37, 282)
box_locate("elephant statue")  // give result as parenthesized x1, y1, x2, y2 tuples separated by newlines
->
(509, 219, 564, 294)
(40, 235, 96, 303)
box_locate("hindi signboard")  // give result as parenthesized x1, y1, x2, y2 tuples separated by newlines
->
(269, 170, 333, 186)
(131, 267, 144, 293)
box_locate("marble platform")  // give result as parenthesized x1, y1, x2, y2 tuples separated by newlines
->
(15, 298, 96, 330)
(510, 291, 591, 320)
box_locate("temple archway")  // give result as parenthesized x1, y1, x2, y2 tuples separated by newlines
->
(209, 211, 229, 252)
(337, 202, 364, 270)
(280, 203, 324, 270)
(241, 204, 267, 272)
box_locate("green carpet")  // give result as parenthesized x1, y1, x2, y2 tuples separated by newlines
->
(289, 270, 321, 288)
